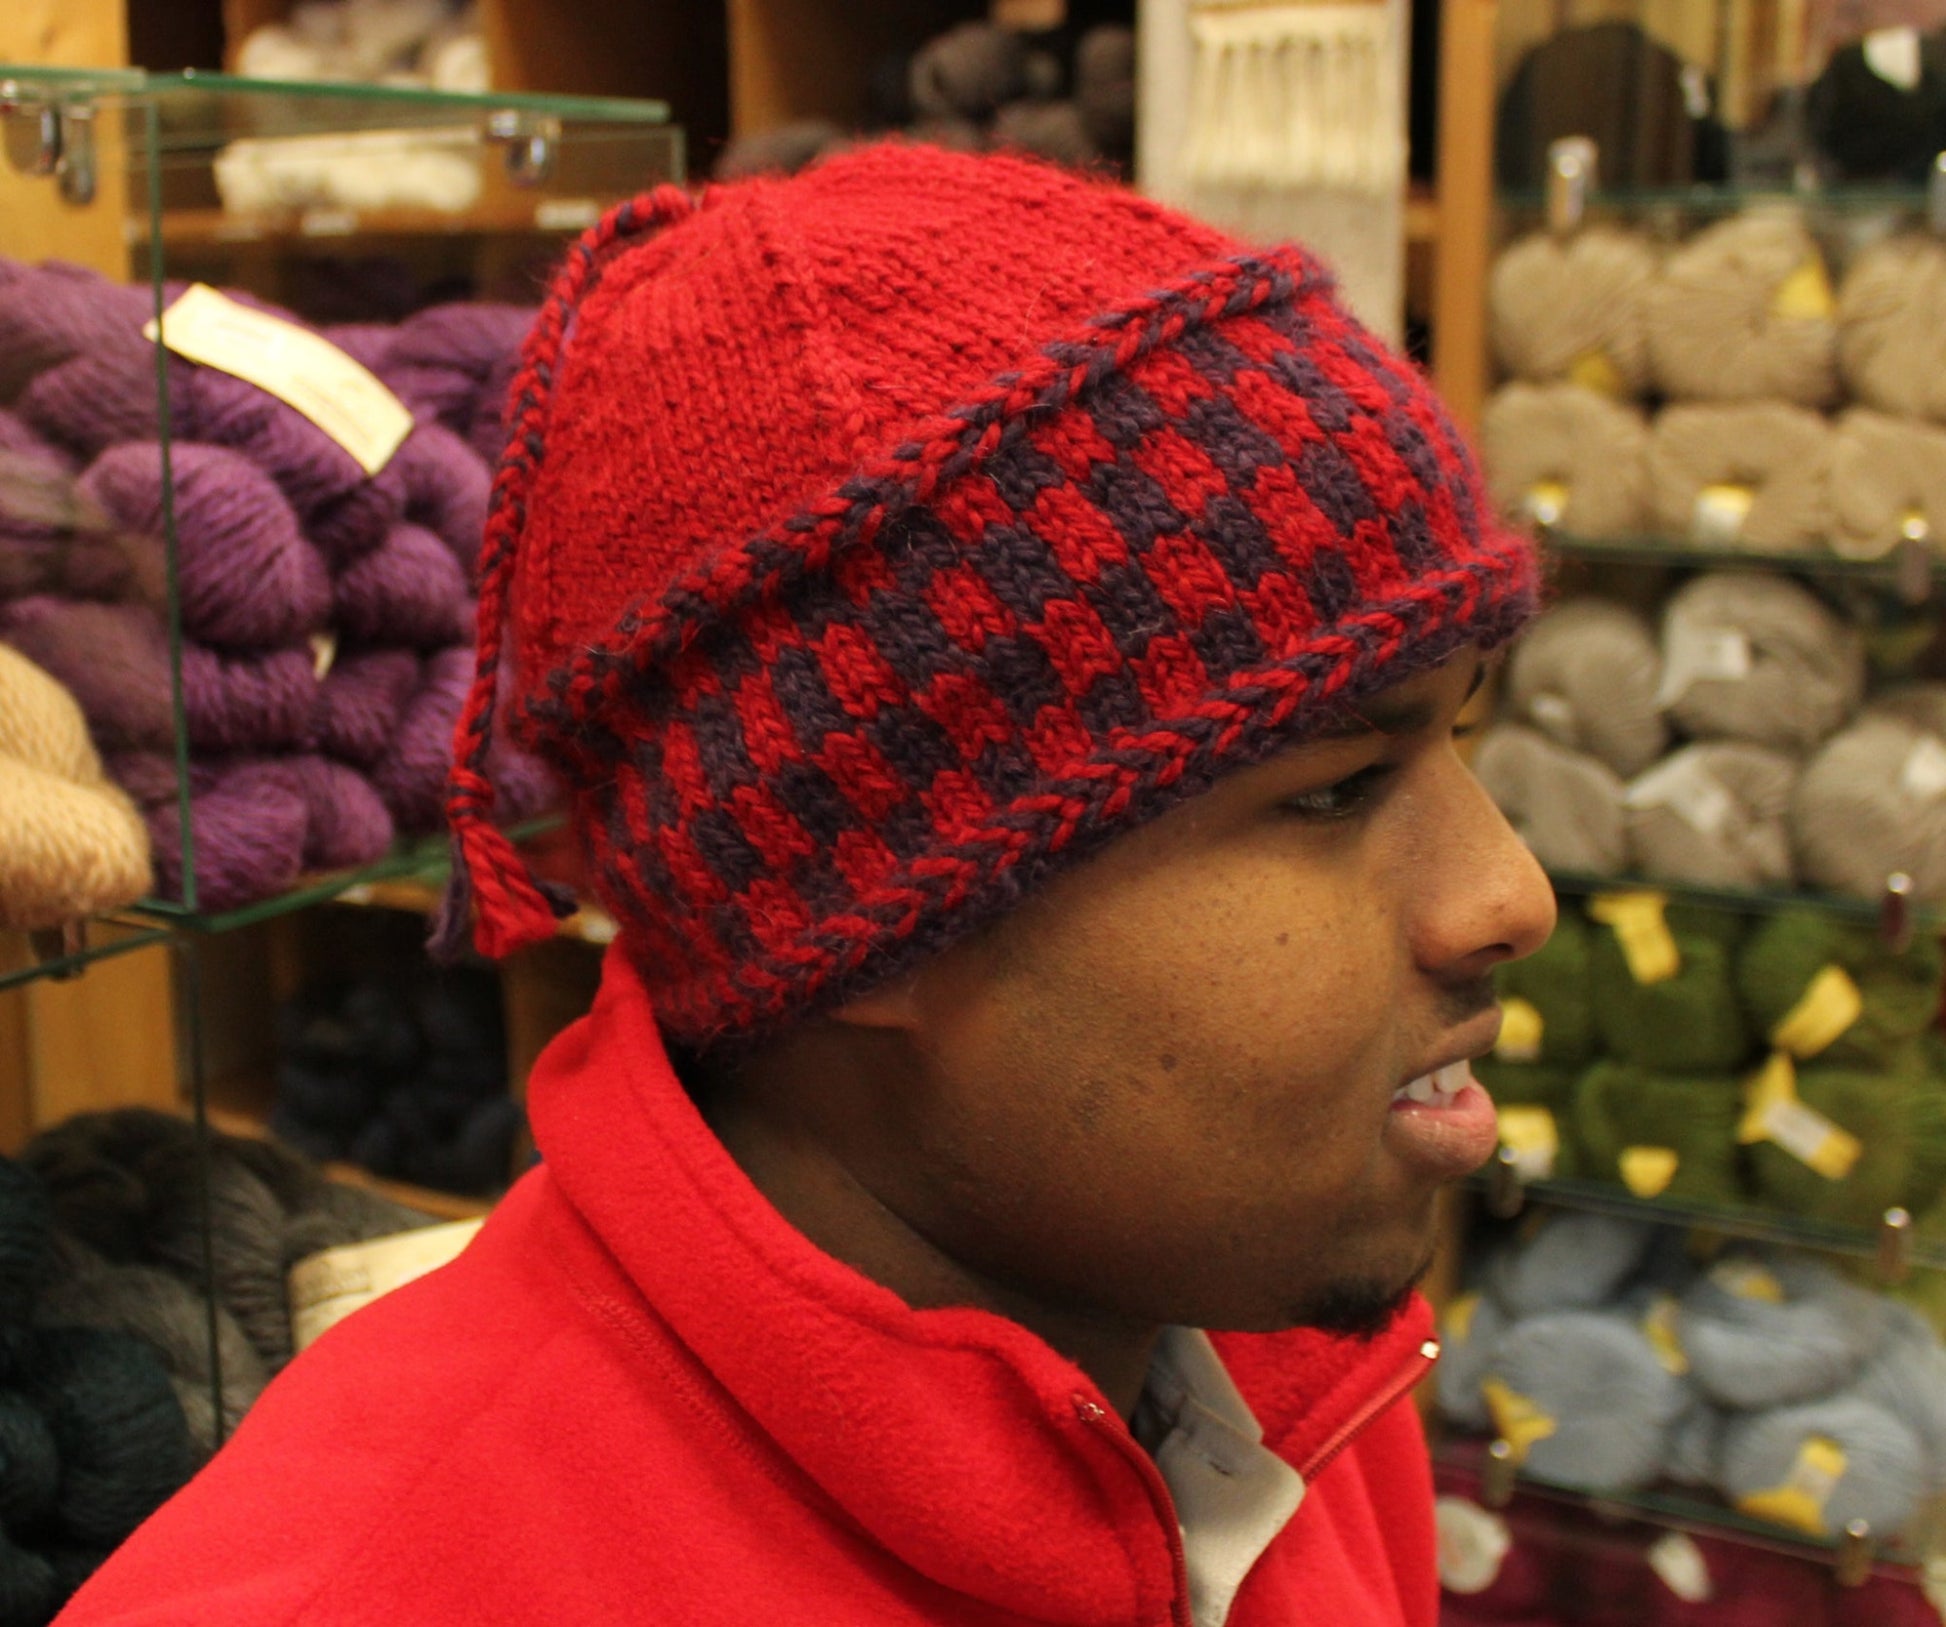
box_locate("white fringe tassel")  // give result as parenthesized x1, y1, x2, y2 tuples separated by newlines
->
(1182, 2, 1403, 194)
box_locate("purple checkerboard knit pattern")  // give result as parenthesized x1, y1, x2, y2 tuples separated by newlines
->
(440, 144, 1538, 1046)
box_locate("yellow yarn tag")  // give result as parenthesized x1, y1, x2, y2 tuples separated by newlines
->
(1641, 1294, 1690, 1375)
(288, 1217, 484, 1352)
(146, 284, 413, 477)
(1482, 1379, 1557, 1466)
(1495, 998, 1544, 1063)
(1620, 1145, 1680, 1198)
(1772, 259, 1835, 324)
(1709, 1257, 1787, 1303)
(1568, 349, 1626, 398)
(1737, 1053, 1863, 1179)
(1524, 479, 1569, 529)
(1497, 1106, 1559, 1181)
(1691, 483, 1754, 548)
(1735, 1436, 1847, 1536)
(1444, 1291, 1482, 1345)
(1770, 964, 1863, 1060)
(1588, 891, 1681, 984)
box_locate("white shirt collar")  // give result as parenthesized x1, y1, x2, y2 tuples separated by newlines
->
(1133, 1328, 1308, 1627)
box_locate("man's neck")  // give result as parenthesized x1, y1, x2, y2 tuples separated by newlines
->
(703, 1090, 1163, 1418)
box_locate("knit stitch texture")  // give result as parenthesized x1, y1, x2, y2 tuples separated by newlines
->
(445, 143, 1538, 1044)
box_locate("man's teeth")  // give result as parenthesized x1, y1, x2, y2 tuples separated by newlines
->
(1393, 1061, 1471, 1105)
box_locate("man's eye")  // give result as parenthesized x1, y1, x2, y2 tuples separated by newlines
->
(1282, 764, 1393, 820)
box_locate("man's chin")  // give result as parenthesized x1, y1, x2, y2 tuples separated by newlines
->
(1287, 1251, 1434, 1341)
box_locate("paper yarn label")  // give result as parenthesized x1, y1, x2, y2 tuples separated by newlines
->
(1435, 1497, 1512, 1595)
(1495, 998, 1544, 1063)
(1568, 349, 1626, 399)
(1737, 1052, 1863, 1180)
(288, 1217, 484, 1351)
(146, 284, 413, 476)
(1647, 1532, 1713, 1603)
(1902, 735, 1946, 801)
(1691, 483, 1756, 548)
(1444, 1292, 1481, 1345)
(1641, 1294, 1690, 1375)
(1481, 1378, 1558, 1466)
(1865, 27, 1925, 90)
(1771, 259, 1836, 324)
(1619, 1145, 1680, 1199)
(1656, 617, 1751, 709)
(1624, 752, 1735, 840)
(1527, 691, 1576, 741)
(1524, 479, 1568, 529)
(1769, 964, 1863, 1059)
(1709, 1257, 1787, 1304)
(1588, 891, 1681, 984)
(1497, 1105, 1559, 1181)
(1735, 1436, 1847, 1536)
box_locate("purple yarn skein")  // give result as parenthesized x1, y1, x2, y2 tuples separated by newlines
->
(394, 424, 490, 577)
(146, 772, 309, 910)
(313, 650, 420, 769)
(80, 443, 331, 650)
(227, 757, 395, 872)
(179, 645, 320, 754)
(332, 522, 470, 650)
(0, 598, 174, 749)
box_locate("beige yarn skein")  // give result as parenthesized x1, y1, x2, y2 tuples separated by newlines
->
(1645, 209, 1840, 408)
(1648, 402, 1833, 552)
(1829, 408, 1946, 561)
(0, 640, 151, 930)
(1837, 233, 1946, 423)
(1795, 713, 1946, 905)
(1483, 384, 1652, 538)
(1624, 741, 1798, 891)
(1474, 723, 1630, 877)
(1490, 227, 1658, 395)
(1660, 572, 1864, 753)
(1504, 597, 1667, 778)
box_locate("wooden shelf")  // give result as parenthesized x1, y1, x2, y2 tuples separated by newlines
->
(204, 1104, 495, 1222)
(155, 196, 612, 248)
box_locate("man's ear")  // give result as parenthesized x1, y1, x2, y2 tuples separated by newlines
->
(830, 970, 925, 1033)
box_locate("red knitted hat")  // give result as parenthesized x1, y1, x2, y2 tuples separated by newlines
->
(440, 143, 1537, 1047)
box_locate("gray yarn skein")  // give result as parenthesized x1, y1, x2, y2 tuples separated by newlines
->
(1473, 724, 1629, 875)
(1829, 407, 1946, 561)
(1505, 598, 1667, 778)
(1484, 1311, 1687, 1493)
(1663, 1393, 1727, 1487)
(1836, 232, 1946, 422)
(1677, 1251, 1889, 1409)
(1482, 1211, 1659, 1320)
(1719, 1394, 1927, 1539)
(1646, 401, 1834, 552)
(1435, 1291, 1511, 1433)
(1794, 713, 1946, 905)
(37, 1235, 267, 1456)
(1624, 741, 1799, 890)
(1660, 572, 1865, 753)
(1489, 227, 1658, 392)
(1854, 1300, 1946, 1494)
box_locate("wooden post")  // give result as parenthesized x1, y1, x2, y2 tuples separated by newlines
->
(1431, 0, 1497, 433)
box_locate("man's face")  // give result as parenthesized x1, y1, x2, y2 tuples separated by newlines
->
(812, 647, 1556, 1337)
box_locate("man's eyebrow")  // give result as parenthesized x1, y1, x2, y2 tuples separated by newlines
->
(1311, 658, 1489, 741)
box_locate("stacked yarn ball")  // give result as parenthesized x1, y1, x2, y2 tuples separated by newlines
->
(1484, 204, 1946, 563)
(1439, 1215, 1946, 1552)
(1483, 895, 1946, 1227)
(712, 20, 1135, 180)
(269, 963, 521, 1197)
(1478, 581, 1946, 908)
(0, 258, 556, 913)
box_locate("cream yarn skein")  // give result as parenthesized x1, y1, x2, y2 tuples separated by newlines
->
(1795, 712, 1946, 904)
(1829, 408, 1946, 560)
(1837, 232, 1946, 423)
(1482, 384, 1652, 539)
(1624, 742, 1799, 890)
(0, 641, 151, 929)
(1646, 209, 1840, 407)
(1659, 572, 1864, 752)
(1473, 724, 1629, 876)
(1489, 227, 1658, 394)
(1647, 402, 1834, 553)
(1504, 597, 1666, 778)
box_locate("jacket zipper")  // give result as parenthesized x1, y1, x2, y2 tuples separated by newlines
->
(1074, 1333, 1441, 1627)
(1297, 1336, 1441, 1482)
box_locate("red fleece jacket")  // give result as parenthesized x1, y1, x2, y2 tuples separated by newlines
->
(57, 947, 1442, 1626)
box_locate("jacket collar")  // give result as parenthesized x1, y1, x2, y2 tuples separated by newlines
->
(529, 946, 1434, 1625)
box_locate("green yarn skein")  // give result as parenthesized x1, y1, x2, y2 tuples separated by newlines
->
(1589, 904, 1751, 1073)
(1736, 909, 1943, 1070)
(1494, 906, 1597, 1067)
(1571, 1060, 1746, 1207)
(1746, 1056, 1946, 1228)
